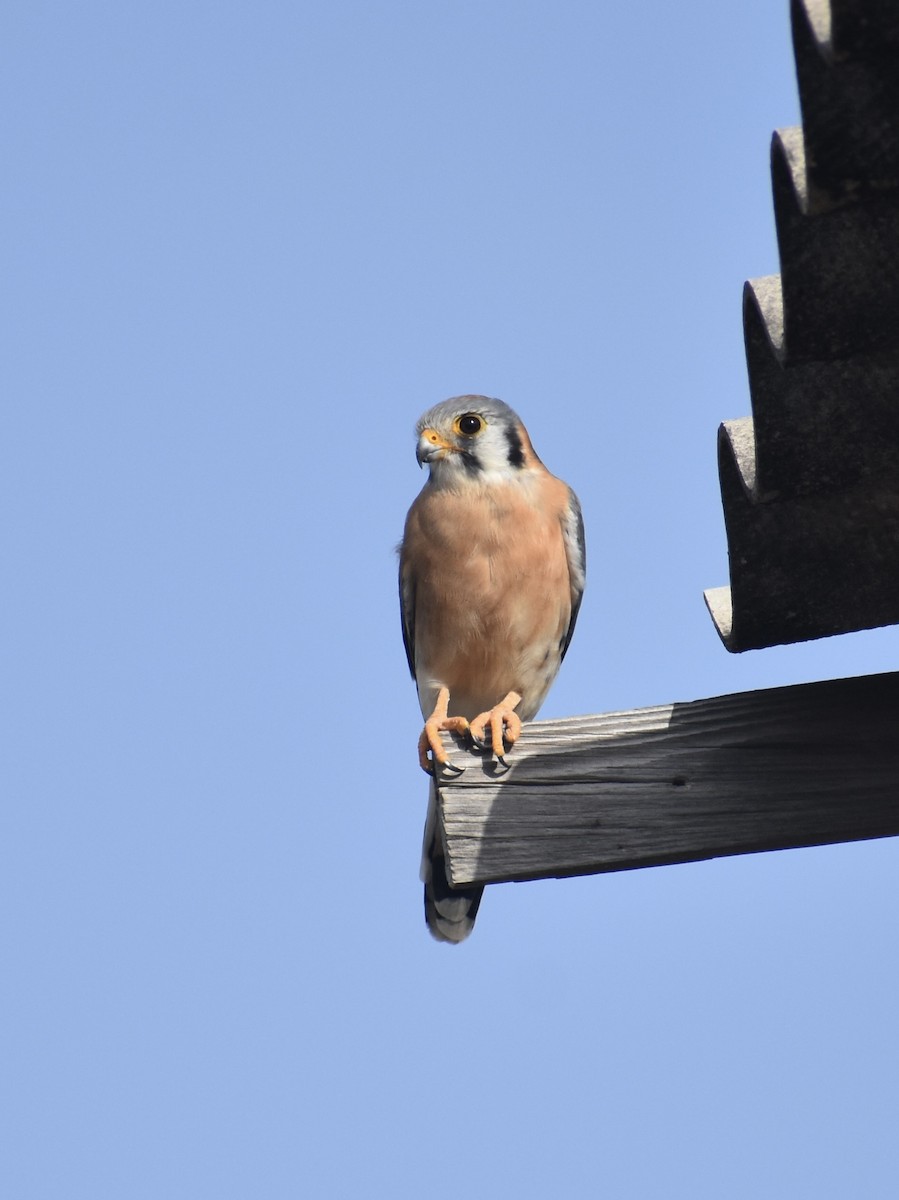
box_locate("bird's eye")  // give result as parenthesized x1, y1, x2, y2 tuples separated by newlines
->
(455, 413, 483, 436)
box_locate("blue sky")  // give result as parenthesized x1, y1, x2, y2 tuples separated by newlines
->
(4, 2, 899, 1196)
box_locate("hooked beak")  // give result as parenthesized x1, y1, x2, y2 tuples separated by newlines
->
(416, 428, 455, 467)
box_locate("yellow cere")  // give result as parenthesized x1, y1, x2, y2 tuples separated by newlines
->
(422, 427, 454, 449)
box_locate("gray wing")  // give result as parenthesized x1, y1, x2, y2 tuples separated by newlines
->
(398, 552, 417, 679)
(559, 487, 586, 662)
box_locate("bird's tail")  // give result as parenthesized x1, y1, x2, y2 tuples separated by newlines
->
(421, 782, 483, 943)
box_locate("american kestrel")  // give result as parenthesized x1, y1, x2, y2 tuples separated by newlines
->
(399, 395, 586, 943)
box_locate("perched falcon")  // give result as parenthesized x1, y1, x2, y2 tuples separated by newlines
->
(399, 395, 585, 943)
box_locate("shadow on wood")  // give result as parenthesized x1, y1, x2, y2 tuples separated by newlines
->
(436, 671, 899, 889)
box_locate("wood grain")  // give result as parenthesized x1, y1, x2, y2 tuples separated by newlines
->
(436, 671, 899, 887)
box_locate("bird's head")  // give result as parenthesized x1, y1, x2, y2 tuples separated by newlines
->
(414, 395, 539, 483)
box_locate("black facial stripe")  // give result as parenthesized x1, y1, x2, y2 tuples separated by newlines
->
(505, 424, 525, 469)
(460, 450, 483, 474)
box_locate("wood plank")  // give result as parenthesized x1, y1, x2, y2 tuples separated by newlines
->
(436, 671, 899, 888)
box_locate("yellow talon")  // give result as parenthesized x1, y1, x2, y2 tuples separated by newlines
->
(469, 690, 522, 761)
(418, 686, 470, 774)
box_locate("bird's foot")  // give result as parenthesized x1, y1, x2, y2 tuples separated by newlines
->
(470, 691, 522, 767)
(418, 686, 470, 775)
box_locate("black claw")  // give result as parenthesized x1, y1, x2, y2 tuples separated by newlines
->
(437, 759, 466, 778)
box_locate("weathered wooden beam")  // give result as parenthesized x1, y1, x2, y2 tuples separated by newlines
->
(436, 671, 899, 888)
